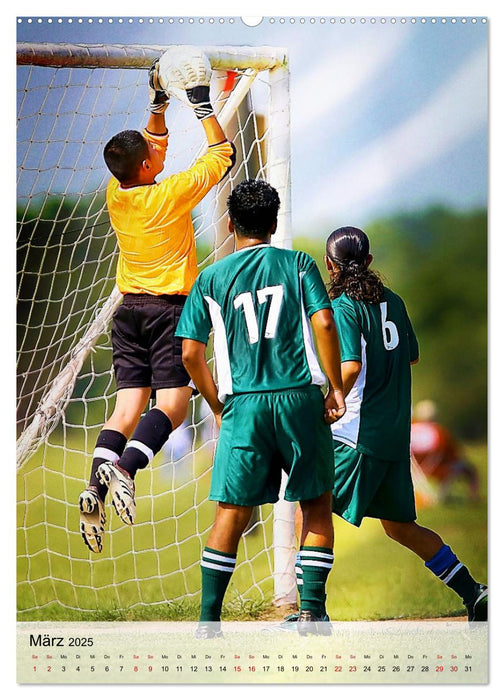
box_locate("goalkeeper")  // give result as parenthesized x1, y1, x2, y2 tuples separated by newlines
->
(79, 48, 235, 554)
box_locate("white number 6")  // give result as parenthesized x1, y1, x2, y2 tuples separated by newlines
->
(380, 301, 399, 350)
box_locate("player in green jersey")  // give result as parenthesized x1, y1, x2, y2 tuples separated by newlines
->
(176, 179, 346, 637)
(323, 226, 486, 622)
(280, 226, 487, 630)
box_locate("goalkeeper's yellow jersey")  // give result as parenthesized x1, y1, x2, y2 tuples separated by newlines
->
(106, 130, 234, 296)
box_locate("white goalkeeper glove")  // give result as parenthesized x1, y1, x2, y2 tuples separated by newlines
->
(158, 46, 215, 120)
(148, 59, 170, 114)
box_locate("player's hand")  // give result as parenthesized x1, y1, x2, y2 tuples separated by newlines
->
(211, 397, 224, 429)
(148, 59, 170, 114)
(324, 389, 346, 424)
(184, 84, 214, 120)
(157, 46, 214, 120)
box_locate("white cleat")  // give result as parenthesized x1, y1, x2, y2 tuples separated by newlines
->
(97, 461, 136, 525)
(79, 488, 106, 554)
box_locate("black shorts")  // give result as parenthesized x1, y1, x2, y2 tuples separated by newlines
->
(112, 294, 191, 391)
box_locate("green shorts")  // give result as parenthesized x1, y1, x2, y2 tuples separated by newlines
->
(332, 441, 417, 526)
(210, 386, 334, 506)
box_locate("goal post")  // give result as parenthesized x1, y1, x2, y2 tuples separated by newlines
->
(16, 42, 297, 617)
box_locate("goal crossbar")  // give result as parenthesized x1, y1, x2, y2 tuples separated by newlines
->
(16, 42, 288, 71)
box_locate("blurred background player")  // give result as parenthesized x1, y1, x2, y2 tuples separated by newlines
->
(321, 226, 487, 622)
(411, 399, 480, 502)
(176, 179, 346, 637)
(79, 49, 235, 554)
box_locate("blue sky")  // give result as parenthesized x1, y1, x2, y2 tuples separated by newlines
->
(16, 12, 488, 237)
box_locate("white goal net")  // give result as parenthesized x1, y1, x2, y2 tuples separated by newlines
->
(16, 43, 297, 617)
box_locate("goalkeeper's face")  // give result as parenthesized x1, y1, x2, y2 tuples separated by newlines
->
(145, 140, 165, 178)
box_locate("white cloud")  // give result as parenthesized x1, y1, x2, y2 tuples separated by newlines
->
(292, 26, 412, 131)
(300, 46, 487, 223)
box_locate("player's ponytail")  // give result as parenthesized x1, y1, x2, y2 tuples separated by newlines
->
(326, 226, 384, 303)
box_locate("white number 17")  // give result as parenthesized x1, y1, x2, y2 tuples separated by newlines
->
(233, 285, 284, 345)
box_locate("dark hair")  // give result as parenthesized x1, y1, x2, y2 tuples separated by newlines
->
(103, 130, 149, 183)
(326, 226, 384, 303)
(227, 179, 280, 238)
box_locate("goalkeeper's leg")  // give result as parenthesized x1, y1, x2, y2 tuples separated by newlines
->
(87, 429, 128, 502)
(79, 489, 106, 554)
(80, 429, 127, 553)
(79, 388, 150, 551)
(101, 386, 192, 525)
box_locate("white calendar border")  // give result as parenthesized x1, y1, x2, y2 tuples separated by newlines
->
(8, 1, 501, 696)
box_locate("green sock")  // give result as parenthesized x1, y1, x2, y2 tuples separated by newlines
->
(299, 546, 334, 618)
(295, 551, 303, 605)
(199, 547, 236, 622)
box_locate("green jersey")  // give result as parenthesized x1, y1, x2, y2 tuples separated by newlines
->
(331, 287, 419, 461)
(176, 244, 331, 401)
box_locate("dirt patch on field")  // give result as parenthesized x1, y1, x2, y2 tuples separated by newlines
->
(259, 604, 300, 621)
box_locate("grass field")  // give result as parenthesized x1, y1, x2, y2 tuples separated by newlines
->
(17, 435, 487, 623)
(17, 425, 277, 620)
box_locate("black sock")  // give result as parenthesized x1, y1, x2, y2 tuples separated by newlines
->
(89, 429, 127, 502)
(118, 408, 173, 478)
(425, 544, 480, 606)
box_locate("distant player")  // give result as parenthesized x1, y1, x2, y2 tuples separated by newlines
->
(323, 226, 487, 622)
(176, 179, 346, 637)
(79, 49, 235, 554)
(411, 400, 480, 502)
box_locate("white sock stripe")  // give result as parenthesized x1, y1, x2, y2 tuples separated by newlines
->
(442, 562, 464, 584)
(126, 440, 154, 463)
(300, 551, 334, 561)
(300, 559, 334, 570)
(93, 447, 120, 462)
(203, 551, 237, 565)
(201, 560, 235, 573)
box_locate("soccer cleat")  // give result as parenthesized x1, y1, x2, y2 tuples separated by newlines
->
(297, 610, 333, 636)
(466, 584, 488, 622)
(265, 612, 300, 633)
(97, 461, 136, 525)
(194, 623, 224, 639)
(79, 488, 105, 554)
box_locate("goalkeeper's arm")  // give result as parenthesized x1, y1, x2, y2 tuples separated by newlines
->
(197, 112, 236, 179)
(145, 58, 170, 136)
(181, 74, 230, 149)
(144, 59, 224, 145)
(155, 47, 236, 171)
(200, 115, 229, 147)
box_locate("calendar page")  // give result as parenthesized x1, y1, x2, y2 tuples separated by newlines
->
(15, 11, 489, 687)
